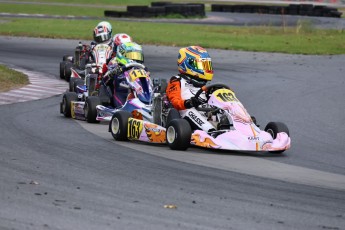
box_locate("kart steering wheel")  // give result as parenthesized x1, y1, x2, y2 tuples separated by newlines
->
(194, 83, 232, 102)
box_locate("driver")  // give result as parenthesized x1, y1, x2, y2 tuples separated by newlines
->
(102, 41, 145, 108)
(166, 46, 216, 133)
(73, 21, 113, 70)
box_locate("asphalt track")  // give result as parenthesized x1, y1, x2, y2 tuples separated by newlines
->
(0, 35, 345, 230)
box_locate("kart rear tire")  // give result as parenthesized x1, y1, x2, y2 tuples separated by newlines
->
(159, 79, 167, 93)
(110, 111, 132, 141)
(152, 96, 162, 125)
(166, 119, 191, 151)
(63, 55, 73, 62)
(64, 61, 73, 82)
(84, 96, 101, 123)
(265, 122, 290, 154)
(61, 92, 77, 118)
(166, 108, 180, 127)
(59, 61, 65, 79)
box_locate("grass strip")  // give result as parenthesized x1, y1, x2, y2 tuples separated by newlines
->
(0, 18, 344, 54)
(0, 65, 29, 92)
(0, 3, 107, 17)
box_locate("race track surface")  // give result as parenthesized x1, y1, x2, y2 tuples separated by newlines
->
(0, 36, 344, 230)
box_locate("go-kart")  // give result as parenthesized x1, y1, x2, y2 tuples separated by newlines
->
(59, 42, 92, 82)
(68, 43, 113, 93)
(95, 62, 154, 122)
(60, 43, 114, 122)
(60, 61, 166, 124)
(109, 83, 291, 153)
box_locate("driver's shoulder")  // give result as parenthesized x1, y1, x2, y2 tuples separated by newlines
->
(168, 75, 181, 83)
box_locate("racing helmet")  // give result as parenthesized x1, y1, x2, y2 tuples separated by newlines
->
(113, 33, 133, 46)
(177, 46, 213, 82)
(97, 21, 112, 34)
(116, 42, 144, 65)
(93, 22, 112, 44)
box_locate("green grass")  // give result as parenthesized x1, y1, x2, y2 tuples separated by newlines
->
(0, 65, 29, 92)
(0, 18, 344, 54)
(5, 0, 190, 5)
(0, 3, 108, 17)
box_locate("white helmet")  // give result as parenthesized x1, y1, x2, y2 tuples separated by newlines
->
(97, 21, 112, 34)
(113, 33, 133, 46)
(93, 21, 112, 44)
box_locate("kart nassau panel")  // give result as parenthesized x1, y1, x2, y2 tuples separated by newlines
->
(127, 118, 166, 143)
(191, 129, 291, 151)
(71, 101, 86, 120)
(96, 98, 152, 122)
(96, 105, 115, 121)
(191, 88, 291, 151)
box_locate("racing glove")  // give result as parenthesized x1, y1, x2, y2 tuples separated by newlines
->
(108, 65, 125, 77)
(184, 97, 200, 109)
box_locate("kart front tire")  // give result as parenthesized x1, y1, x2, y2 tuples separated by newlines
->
(265, 122, 290, 139)
(74, 78, 84, 93)
(110, 111, 132, 141)
(69, 78, 77, 92)
(265, 122, 290, 154)
(61, 92, 77, 118)
(166, 119, 191, 151)
(84, 96, 100, 123)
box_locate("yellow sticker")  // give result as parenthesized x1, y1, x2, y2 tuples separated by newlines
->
(128, 69, 148, 82)
(127, 118, 143, 140)
(71, 101, 76, 119)
(214, 89, 238, 102)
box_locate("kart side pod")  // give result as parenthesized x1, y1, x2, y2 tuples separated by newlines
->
(109, 111, 166, 143)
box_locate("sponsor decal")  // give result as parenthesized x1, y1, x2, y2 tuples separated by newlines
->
(188, 111, 205, 126)
(248, 136, 260, 141)
(144, 123, 166, 143)
(191, 133, 220, 149)
(167, 85, 177, 93)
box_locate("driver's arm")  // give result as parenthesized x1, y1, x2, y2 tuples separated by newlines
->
(166, 77, 187, 110)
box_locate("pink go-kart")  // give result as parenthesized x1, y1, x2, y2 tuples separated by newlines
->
(110, 83, 291, 153)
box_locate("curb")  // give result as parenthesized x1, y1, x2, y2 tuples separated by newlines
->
(0, 67, 67, 105)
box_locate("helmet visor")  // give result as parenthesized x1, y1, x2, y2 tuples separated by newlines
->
(125, 51, 144, 62)
(190, 58, 213, 73)
(94, 33, 111, 43)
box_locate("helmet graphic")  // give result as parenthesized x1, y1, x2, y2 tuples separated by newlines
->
(113, 33, 133, 46)
(97, 21, 112, 34)
(116, 42, 144, 65)
(177, 46, 213, 82)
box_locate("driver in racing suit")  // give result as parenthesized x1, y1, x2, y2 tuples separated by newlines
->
(166, 46, 216, 133)
(102, 41, 145, 108)
(73, 21, 113, 71)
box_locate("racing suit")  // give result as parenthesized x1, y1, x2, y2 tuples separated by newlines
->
(102, 60, 128, 108)
(166, 74, 215, 132)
